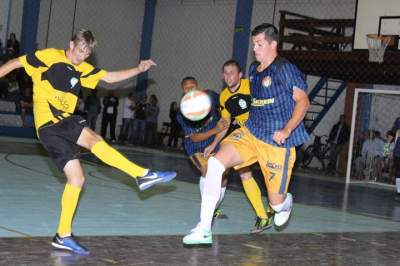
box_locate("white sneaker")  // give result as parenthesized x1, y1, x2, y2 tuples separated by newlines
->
(183, 226, 212, 245)
(274, 193, 293, 227)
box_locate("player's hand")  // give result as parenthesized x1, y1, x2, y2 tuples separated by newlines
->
(273, 128, 290, 145)
(203, 144, 216, 158)
(137, 59, 157, 73)
(217, 118, 230, 131)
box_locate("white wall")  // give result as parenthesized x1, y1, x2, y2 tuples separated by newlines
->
(149, 0, 236, 127)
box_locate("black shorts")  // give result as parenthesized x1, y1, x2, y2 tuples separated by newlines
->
(38, 115, 87, 171)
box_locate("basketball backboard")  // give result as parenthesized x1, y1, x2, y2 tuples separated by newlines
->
(353, 0, 400, 50)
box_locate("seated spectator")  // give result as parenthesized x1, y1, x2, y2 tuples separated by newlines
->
(353, 130, 384, 180)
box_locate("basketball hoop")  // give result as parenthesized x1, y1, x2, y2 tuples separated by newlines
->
(366, 34, 392, 63)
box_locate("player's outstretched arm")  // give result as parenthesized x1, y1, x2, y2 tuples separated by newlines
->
(102, 59, 156, 84)
(273, 87, 309, 145)
(0, 58, 23, 78)
(189, 118, 229, 142)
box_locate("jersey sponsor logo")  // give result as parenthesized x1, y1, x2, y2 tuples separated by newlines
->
(262, 76, 272, 88)
(249, 75, 254, 83)
(54, 94, 69, 110)
(251, 98, 274, 107)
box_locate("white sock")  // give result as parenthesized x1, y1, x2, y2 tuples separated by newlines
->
(199, 176, 205, 197)
(199, 157, 225, 230)
(396, 178, 400, 194)
(270, 193, 292, 213)
(216, 186, 226, 209)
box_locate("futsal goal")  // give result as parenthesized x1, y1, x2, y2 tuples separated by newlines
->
(346, 88, 400, 185)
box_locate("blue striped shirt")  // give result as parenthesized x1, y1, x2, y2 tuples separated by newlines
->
(246, 57, 310, 147)
(176, 90, 220, 156)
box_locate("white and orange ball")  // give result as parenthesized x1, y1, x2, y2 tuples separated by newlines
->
(180, 89, 211, 121)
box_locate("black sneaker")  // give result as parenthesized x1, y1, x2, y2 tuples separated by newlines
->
(250, 212, 274, 234)
(51, 233, 89, 255)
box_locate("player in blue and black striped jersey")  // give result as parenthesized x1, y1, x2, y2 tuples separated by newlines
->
(177, 77, 229, 217)
(184, 23, 310, 245)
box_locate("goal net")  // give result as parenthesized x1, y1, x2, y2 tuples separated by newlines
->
(346, 88, 400, 185)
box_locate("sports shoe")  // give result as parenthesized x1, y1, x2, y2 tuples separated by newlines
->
(136, 170, 177, 191)
(274, 193, 293, 227)
(250, 212, 274, 234)
(51, 233, 89, 255)
(213, 208, 228, 219)
(183, 226, 212, 245)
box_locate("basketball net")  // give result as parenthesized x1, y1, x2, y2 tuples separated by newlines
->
(366, 34, 391, 63)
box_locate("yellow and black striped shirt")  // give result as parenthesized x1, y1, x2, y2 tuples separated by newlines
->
(18, 48, 107, 129)
(219, 78, 251, 126)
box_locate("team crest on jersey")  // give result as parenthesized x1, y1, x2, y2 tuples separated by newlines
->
(249, 75, 254, 83)
(262, 76, 272, 88)
(238, 99, 247, 109)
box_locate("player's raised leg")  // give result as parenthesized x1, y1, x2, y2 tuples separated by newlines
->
(78, 127, 176, 190)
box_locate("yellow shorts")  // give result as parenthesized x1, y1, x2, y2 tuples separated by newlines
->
(222, 127, 296, 194)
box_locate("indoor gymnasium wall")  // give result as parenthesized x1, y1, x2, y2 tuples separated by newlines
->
(149, 0, 236, 129)
(7, 0, 23, 42)
(0, 0, 10, 44)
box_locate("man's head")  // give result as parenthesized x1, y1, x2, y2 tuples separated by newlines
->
(251, 23, 279, 62)
(222, 59, 242, 91)
(67, 29, 97, 65)
(181, 76, 198, 94)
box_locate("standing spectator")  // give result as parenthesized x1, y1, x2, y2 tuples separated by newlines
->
(84, 90, 101, 131)
(6, 33, 20, 58)
(327, 114, 350, 172)
(145, 94, 160, 146)
(101, 91, 119, 143)
(168, 101, 180, 148)
(383, 130, 395, 182)
(119, 92, 135, 144)
(132, 95, 147, 144)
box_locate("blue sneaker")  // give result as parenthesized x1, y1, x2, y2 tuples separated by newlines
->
(51, 234, 89, 255)
(136, 170, 177, 191)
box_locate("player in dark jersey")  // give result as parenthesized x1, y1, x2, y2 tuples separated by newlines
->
(177, 77, 229, 217)
(0, 29, 176, 254)
(203, 59, 274, 233)
(184, 23, 310, 245)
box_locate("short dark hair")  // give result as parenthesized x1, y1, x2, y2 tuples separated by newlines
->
(251, 23, 279, 43)
(222, 59, 242, 73)
(71, 29, 97, 51)
(181, 76, 197, 86)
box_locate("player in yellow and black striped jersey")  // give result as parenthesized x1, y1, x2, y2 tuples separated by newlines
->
(0, 29, 176, 254)
(203, 59, 274, 234)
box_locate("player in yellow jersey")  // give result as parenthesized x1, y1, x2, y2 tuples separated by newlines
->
(0, 29, 176, 254)
(203, 59, 274, 233)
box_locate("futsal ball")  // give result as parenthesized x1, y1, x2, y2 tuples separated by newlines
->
(180, 89, 211, 121)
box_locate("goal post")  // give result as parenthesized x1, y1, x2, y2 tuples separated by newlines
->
(346, 88, 400, 184)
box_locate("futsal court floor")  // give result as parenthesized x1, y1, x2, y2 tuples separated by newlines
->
(0, 136, 399, 265)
